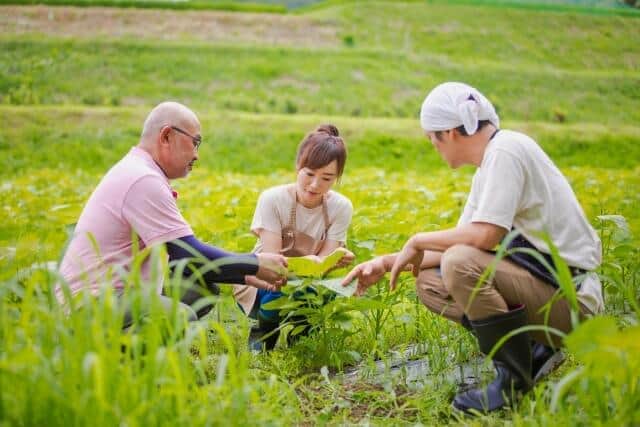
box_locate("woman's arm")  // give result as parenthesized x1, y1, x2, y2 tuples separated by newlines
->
(317, 240, 342, 257)
(256, 229, 283, 254)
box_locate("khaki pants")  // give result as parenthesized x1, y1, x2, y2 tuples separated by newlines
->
(415, 244, 590, 347)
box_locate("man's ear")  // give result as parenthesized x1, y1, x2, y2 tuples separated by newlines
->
(159, 125, 171, 146)
(448, 128, 461, 141)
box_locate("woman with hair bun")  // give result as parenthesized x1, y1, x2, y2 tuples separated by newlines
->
(233, 124, 354, 351)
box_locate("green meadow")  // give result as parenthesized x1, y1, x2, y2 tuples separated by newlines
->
(1, 1, 639, 425)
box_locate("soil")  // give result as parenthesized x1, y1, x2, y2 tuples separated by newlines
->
(0, 5, 339, 47)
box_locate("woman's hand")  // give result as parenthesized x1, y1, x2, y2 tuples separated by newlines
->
(389, 237, 424, 290)
(335, 248, 355, 268)
(301, 254, 322, 264)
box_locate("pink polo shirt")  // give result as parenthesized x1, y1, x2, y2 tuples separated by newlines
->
(56, 146, 193, 303)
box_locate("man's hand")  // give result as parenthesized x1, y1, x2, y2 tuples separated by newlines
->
(247, 252, 288, 291)
(341, 257, 388, 296)
(244, 274, 282, 292)
(389, 236, 424, 290)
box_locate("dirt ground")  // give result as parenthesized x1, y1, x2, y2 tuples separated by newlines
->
(0, 5, 339, 47)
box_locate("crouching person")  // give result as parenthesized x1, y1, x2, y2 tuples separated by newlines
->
(56, 102, 287, 328)
(343, 82, 603, 414)
(234, 124, 354, 351)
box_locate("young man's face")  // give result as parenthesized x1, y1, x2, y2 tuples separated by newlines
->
(426, 130, 461, 168)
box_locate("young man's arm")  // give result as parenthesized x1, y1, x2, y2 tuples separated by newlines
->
(389, 222, 506, 289)
(341, 250, 442, 296)
(343, 222, 505, 295)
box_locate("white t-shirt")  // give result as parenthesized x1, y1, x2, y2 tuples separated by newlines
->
(233, 184, 353, 314)
(250, 184, 353, 251)
(458, 130, 604, 314)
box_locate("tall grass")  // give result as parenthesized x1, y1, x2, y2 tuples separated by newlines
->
(1, 0, 639, 423)
(0, 248, 302, 426)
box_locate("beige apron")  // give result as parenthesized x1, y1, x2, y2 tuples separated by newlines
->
(233, 186, 331, 315)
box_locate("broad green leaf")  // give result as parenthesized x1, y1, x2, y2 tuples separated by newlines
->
(315, 277, 357, 297)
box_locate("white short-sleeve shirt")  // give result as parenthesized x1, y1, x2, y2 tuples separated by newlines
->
(250, 184, 353, 252)
(458, 130, 604, 314)
(233, 184, 353, 314)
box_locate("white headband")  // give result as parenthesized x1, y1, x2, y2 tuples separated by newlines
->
(420, 82, 500, 135)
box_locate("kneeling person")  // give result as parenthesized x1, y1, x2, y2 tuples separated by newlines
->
(234, 125, 354, 351)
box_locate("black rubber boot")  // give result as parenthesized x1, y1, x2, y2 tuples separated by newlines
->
(460, 314, 473, 332)
(452, 305, 533, 414)
(248, 314, 280, 352)
(531, 341, 565, 382)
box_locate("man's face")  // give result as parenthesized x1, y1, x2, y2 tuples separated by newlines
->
(426, 130, 461, 169)
(163, 122, 201, 179)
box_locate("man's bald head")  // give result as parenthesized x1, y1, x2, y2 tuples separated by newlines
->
(140, 101, 200, 143)
(139, 102, 201, 179)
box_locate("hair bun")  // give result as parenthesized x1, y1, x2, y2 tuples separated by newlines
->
(316, 124, 339, 137)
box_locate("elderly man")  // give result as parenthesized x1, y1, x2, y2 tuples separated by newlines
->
(57, 102, 287, 326)
(343, 82, 603, 414)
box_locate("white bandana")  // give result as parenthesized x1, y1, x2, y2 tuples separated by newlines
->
(420, 82, 500, 135)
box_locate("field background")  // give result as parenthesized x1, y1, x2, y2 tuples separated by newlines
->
(1, 0, 639, 425)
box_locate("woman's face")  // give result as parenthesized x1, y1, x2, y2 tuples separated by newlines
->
(296, 160, 338, 208)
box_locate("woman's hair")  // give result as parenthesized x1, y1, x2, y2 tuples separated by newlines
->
(296, 124, 347, 177)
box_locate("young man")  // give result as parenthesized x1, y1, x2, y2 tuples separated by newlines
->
(343, 82, 603, 414)
(57, 102, 287, 326)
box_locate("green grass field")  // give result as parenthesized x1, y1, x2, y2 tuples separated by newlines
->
(1, 1, 639, 425)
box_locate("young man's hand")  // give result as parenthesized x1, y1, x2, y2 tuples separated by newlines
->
(341, 256, 388, 296)
(389, 237, 424, 290)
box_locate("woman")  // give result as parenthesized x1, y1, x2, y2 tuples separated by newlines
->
(233, 124, 354, 351)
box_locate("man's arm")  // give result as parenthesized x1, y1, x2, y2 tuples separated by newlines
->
(166, 235, 258, 284)
(341, 250, 441, 296)
(166, 235, 286, 289)
(379, 250, 442, 271)
(343, 222, 505, 294)
(389, 222, 506, 289)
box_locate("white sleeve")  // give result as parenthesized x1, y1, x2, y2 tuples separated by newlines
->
(327, 198, 353, 243)
(470, 149, 524, 231)
(457, 174, 477, 226)
(250, 189, 284, 236)
(457, 198, 474, 226)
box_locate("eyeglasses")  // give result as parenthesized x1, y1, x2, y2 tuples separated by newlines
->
(170, 126, 202, 150)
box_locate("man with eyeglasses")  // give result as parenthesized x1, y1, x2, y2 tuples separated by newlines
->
(57, 102, 288, 326)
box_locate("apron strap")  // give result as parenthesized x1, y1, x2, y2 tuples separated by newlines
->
(320, 196, 331, 241)
(288, 187, 297, 229)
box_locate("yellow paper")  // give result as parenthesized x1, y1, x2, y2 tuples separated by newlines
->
(287, 247, 348, 279)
